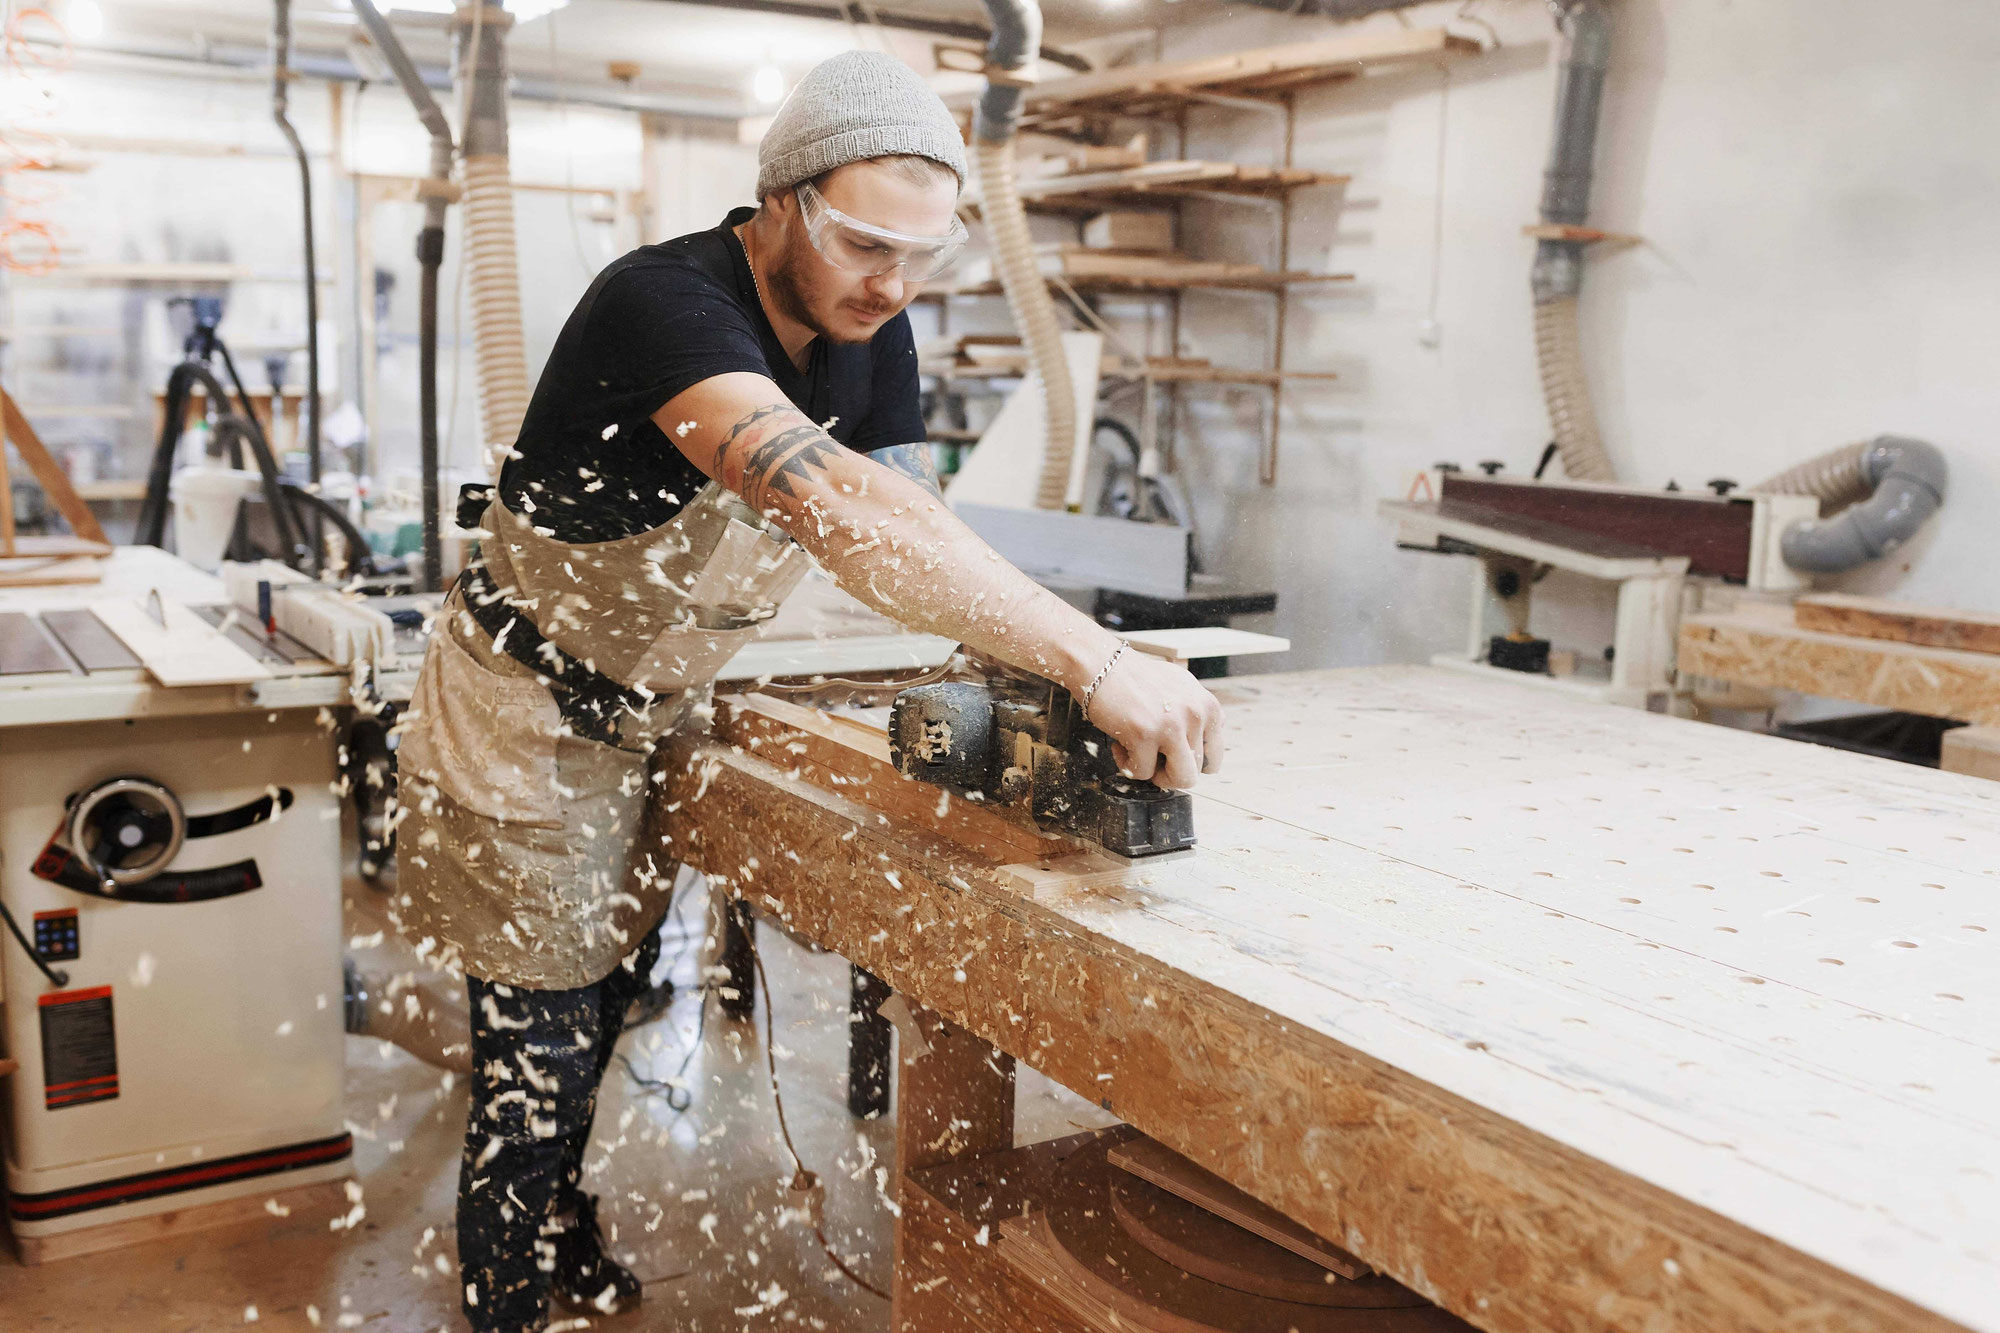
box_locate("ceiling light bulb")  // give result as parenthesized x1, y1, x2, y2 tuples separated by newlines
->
(750, 64, 786, 107)
(66, 0, 104, 40)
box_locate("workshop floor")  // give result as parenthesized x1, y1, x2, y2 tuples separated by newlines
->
(4, 868, 1116, 1332)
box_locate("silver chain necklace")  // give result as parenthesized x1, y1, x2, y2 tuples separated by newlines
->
(739, 223, 768, 307)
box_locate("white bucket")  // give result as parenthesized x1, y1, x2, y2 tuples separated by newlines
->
(169, 467, 262, 571)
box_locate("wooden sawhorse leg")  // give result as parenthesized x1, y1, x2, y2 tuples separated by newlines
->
(889, 1000, 1015, 1333)
(847, 965, 893, 1119)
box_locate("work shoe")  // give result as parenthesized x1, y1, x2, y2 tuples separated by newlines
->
(550, 1193, 644, 1316)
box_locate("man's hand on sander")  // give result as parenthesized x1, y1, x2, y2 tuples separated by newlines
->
(657, 373, 1226, 791)
(1073, 640, 1223, 790)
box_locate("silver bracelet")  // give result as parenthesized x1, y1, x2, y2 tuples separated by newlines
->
(1079, 642, 1128, 719)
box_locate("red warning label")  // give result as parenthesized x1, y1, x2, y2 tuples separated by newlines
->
(38, 986, 118, 1109)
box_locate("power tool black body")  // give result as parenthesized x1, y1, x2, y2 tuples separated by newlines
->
(888, 678, 1196, 861)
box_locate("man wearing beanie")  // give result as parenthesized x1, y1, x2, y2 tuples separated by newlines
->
(395, 49, 1224, 1333)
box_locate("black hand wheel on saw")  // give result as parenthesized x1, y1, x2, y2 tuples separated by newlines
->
(67, 776, 186, 893)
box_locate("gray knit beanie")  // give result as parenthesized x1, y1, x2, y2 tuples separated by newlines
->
(755, 51, 967, 201)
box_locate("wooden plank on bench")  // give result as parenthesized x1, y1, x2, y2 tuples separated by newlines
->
(1796, 593, 2000, 656)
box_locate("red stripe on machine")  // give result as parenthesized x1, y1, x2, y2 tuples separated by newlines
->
(6, 1135, 353, 1220)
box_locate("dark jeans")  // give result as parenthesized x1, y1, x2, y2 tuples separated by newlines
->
(458, 929, 660, 1333)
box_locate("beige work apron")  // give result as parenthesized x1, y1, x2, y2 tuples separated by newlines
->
(391, 483, 809, 988)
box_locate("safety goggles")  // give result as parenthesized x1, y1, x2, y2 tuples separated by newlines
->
(795, 180, 967, 283)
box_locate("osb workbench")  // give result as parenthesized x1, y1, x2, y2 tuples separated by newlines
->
(659, 666, 1999, 1333)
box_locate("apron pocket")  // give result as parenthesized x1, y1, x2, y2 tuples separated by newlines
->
(628, 619, 760, 695)
(398, 628, 565, 827)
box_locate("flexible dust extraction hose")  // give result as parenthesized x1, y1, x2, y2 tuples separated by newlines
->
(1751, 440, 1872, 511)
(1752, 436, 1948, 574)
(974, 0, 1074, 511)
(457, 2, 532, 477)
(350, 0, 454, 591)
(271, 0, 324, 568)
(1531, 0, 1614, 482)
(1532, 299, 1606, 480)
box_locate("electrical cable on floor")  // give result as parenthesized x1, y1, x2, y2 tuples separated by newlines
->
(613, 1002, 703, 1113)
(745, 923, 891, 1302)
(615, 866, 705, 1112)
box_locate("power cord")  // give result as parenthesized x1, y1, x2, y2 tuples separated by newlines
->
(615, 867, 706, 1112)
(609, 873, 889, 1298)
(745, 923, 890, 1301)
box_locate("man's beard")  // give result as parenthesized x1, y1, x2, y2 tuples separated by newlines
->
(769, 241, 892, 344)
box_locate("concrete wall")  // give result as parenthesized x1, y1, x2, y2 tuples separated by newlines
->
(1130, 0, 2000, 673)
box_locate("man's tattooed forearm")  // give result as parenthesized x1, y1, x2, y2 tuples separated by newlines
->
(739, 423, 840, 509)
(869, 443, 944, 499)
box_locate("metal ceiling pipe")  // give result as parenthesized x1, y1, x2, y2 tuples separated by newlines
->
(973, 0, 1076, 511)
(272, 0, 325, 569)
(1531, 0, 1615, 481)
(1755, 436, 1949, 574)
(352, 0, 456, 590)
(637, 0, 1090, 72)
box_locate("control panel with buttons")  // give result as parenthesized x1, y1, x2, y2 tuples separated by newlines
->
(33, 908, 80, 962)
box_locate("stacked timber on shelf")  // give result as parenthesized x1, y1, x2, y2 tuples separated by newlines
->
(921, 335, 1336, 387)
(996, 24, 1480, 129)
(1006, 160, 1352, 213)
(945, 244, 1353, 296)
(1679, 592, 2000, 779)
(935, 24, 1481, 483)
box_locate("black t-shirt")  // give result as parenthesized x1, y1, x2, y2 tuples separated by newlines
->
(499, 206, 926, 541)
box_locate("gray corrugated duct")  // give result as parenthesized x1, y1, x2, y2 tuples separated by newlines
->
(973, 0, 1076, 511)
(1532, 0, 1614, 482)
(1753, 436, 1948, 574)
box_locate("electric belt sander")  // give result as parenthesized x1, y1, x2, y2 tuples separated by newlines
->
(888, 678, 1196, 861)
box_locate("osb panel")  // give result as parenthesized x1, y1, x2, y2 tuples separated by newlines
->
(1680, 607, 2000, 722)
(657, 740, 1966, 1333)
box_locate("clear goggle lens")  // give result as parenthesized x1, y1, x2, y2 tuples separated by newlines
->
(797, 181, 965, 283)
